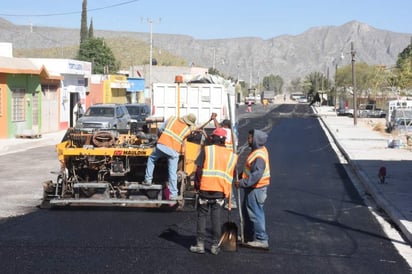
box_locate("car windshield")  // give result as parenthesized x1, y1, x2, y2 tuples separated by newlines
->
(126, 106, 140, 115)
(85, 107, 114, 117)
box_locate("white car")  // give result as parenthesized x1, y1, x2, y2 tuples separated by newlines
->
(297, 96, 308, 103)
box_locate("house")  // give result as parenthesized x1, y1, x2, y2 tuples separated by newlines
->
(30, 58, 92, 129)
(0, 56, 62, 138)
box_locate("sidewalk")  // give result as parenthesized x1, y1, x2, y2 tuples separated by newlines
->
(314, 106, 412, 244)
(0, 130, 65, 156)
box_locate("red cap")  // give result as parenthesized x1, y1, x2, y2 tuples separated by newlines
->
(212, 128, 227, 138)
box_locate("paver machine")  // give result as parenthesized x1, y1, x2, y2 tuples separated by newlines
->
(41, 117, 205, 209)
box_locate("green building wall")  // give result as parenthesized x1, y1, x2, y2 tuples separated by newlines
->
(7, 74, 42, 137)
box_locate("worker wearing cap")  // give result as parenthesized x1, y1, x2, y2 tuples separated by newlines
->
(212, 116, 236, 151)
(190, 127, 238, 255)
(212, 115, 239, 209)
(143, 113, 196, 200)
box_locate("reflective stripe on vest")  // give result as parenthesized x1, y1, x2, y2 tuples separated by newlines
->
(242, 147, 270, 188)
(200, 145, 238, 197)
(158, 116, 191, 153)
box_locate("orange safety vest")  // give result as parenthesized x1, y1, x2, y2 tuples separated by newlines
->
(200, 145, 238, 198)
(158, 116, 191, 153)
(242, 146, 270, 188)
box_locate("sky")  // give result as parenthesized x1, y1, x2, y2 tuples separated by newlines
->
(1, 0, 411, 40)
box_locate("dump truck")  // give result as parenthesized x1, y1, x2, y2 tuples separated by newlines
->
(152, 79, 236, 131)
(42, 75, 237, 209)
(261, 90, 276, 103)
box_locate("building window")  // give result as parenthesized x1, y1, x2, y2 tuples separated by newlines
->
(11, 88, 26, 122)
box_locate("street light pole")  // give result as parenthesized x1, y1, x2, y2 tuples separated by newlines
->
(351, 42, 357, 126)
(143, 17, 160, 105)
(149, 18, 153, 105)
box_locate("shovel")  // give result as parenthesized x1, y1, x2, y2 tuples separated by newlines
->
(218, 190, 238, 252)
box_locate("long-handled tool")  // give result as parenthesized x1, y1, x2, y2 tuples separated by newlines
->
(237, 185, 244, 244)
(218, 190, 238, 251)
(225, 92, 245, 245)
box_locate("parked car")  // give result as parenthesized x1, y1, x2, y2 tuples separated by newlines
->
(124, 103, 151, 131)
(75, 104, 131, 132)
(337, 108, 354, 117)
(387, 108, 412, 133)
(358, 104, 386, 118)
(297, 96, 308, 103)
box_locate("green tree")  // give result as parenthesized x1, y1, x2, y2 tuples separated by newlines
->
(80, 0, 88, 44)
(77, 37, 119, 74)
(336, 63, 390, 100)
(395, 38, 412, 89)
(262, 74, 283, 94)
(303, 72, 330, 97)
(88, 18, 94, 39)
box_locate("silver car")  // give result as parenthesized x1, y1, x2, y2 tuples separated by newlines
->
(75, 104, 131, 132)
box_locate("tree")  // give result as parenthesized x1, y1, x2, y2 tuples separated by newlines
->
(303, 72, 330, 97)
(262, 74, 283, 94)
(395, 38, 412, 89)
(336, 63, 391, 100)
(88, 18, 94, 39)
(77, 37, 119, 74)
(80, 0, 88, 44)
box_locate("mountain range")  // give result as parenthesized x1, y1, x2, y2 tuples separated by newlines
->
(1, 18, 411, 86)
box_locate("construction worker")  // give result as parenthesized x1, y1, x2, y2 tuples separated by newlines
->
(212, 115, 235, 151)
(236, 129, 271, 249)
(211, 115, 239, 209)
(262, 98, 268, 109)
(72, 101, 84, 127)
(143, 113, 196, 200)
(190, 127, 238, 255)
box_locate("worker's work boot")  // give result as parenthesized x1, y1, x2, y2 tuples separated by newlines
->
(189, 241, 205, 254)
(210, 243, 220, 255)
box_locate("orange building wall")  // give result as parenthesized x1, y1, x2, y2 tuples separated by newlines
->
(0, 74, 8, 138)
(88, 82, 104, 108)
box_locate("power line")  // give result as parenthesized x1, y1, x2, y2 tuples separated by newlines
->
(0, 0, 141, 17)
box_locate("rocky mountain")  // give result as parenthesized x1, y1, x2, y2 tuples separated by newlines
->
(1, 18, 411, 86)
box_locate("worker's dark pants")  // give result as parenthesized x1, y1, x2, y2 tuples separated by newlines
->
(196, 198, 224, 244)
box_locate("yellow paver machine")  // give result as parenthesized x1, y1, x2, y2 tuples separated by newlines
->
(41, 117, 204, 209)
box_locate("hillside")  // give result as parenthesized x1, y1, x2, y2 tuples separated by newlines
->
(1, 18, 411, 85)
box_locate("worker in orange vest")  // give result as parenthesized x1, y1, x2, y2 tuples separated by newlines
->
(190, 127, 238, 255)
(143, 113, 196, 200)
(236, 129, 271, 249)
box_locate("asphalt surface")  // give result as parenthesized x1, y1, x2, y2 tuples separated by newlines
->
(0, 102, 411, 273)
(0, 105, 411, 245)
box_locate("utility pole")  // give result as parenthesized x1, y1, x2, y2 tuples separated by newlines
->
(143, 18, 160, 105)
(212, 47, 216, 70)
(351, 42, 357, 126)
(148, 18, 153, 104)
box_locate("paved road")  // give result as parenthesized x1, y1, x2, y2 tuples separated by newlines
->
(0, 103, 410, 273)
